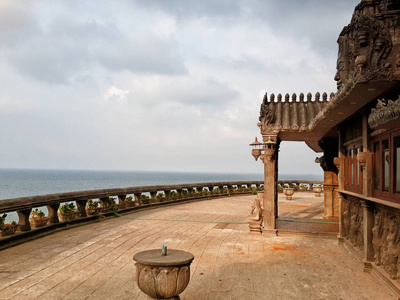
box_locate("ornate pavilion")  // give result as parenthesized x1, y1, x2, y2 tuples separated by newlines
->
(251, 0, 400, 292)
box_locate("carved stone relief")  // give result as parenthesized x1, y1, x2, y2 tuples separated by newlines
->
(342, 198, 364, 251)
(372, 208, 400, 280)
(334, 1, 398, 92)
(368, 97, 400, 129)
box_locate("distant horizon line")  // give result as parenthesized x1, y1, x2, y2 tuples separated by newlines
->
(0, 167, 322, 177)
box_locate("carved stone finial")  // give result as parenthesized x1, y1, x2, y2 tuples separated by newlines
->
(277, 94, 282, 102)
(292, 93, 297, 102)
(270, 93, 275, 102)
(285, 93, 289, 102)
(322, 92, 327, 102)
(300, 93, 304, 102)
(263, 93, 268, 104)
(307, 92, 312, 102)
(315, 92, 320, 102)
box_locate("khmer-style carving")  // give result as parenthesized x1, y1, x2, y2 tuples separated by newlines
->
(334, 1, 398, 92)
(372, 210, 384, 266)
(342, 199, 364, 251)
(248, 194, 263, 232)
(368, 97, 400, 129)
(372, 208, 400, 280)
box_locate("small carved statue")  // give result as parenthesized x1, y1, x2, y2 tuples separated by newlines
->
(248, 195, 263, 233)
(372, 210, 383, 265)
(343, 200, 350, 238)
(385, 216, 398, 279)
(350, 204, 359, 246)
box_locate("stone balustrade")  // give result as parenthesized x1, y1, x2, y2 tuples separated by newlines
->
(0, 180, 323, 248)
(277, 180, 323, 191)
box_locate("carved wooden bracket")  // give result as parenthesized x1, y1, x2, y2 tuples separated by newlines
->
(333, 157, 341, 171)
(357, 152, 368, 169)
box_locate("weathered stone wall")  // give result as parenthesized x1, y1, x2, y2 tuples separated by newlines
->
(372, 206, 400, 281)
(343, 197, 364, 251)
(343, 196, 400, 283)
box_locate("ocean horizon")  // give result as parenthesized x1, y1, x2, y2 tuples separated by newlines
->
(0, 168, 323, 200)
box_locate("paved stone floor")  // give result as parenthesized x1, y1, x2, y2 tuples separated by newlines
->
(0, 193, 396, 299)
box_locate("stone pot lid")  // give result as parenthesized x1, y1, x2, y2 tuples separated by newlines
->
(133, 249, 194, 266)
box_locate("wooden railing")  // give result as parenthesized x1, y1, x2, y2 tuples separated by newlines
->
(0, 179, 323, 246)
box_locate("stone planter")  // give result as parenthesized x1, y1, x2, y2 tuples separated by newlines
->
(1, 224, 19, 236)
(59, 212, 76, 222)
(32, 217, 49, 228)
(125, 201, 135, 207)
(283, 188, 294, 200)
(85, 207, 101, 216)
(133, 249, 194, 299)
(313, 186, 323, 197)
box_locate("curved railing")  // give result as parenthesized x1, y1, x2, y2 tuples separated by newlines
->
(0, 179, 322, 247)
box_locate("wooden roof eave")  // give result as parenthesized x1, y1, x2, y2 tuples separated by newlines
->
(307, 80, 400, 141)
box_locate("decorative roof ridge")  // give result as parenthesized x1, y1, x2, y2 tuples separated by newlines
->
(262, 92, 332, 104)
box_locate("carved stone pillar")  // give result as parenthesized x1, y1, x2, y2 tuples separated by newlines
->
(100, 197, 109, 212)
(228, 185, 234, 194)
(150, 192, 157, 203)
(188, 188, 195, 197)
(47, 203, 60, 224)
(165, 190, 171, 201)
(176, 189, 182, 200)
(260, 134, 279, 230)
(360, 200, 374, 270)
(76, 200, 88, 217)
(334, 157, 346, 240)
(118, 195, 126, 209)
(17, 209, 32, 231)
(134, 193, 141, 205)
(316, 137, 339, 218)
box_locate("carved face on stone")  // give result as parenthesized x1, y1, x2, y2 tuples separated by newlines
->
(335, 37, 350, 90)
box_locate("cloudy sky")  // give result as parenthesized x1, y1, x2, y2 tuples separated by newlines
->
(0, 0, 360, 175)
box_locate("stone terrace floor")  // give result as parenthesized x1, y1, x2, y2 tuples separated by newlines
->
(0, 193, 396, 299)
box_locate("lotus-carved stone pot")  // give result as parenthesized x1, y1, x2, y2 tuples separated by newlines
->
(133, 249, 194, 299)
(283, 188, 294, 200)
(313, 186, 323, 197)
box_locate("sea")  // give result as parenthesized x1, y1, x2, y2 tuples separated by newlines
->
(0, 169, 322, 222)
(0, 168, 323, 200)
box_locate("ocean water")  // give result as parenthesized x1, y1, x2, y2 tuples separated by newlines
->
(0, 168, 322, 200)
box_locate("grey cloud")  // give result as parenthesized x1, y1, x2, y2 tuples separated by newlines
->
(133, 0, 242, 20)
(94, 32, 187, 75)
(2, 12, 187, 84)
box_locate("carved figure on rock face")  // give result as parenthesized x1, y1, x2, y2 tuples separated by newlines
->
(385, 216, 398, 279)
(343, 200, 350, 238)
(356, 204, 364, 250)
(372, 210, 384, 265)
(247, 195, 263, 232)
(350, 204, 359, 246)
